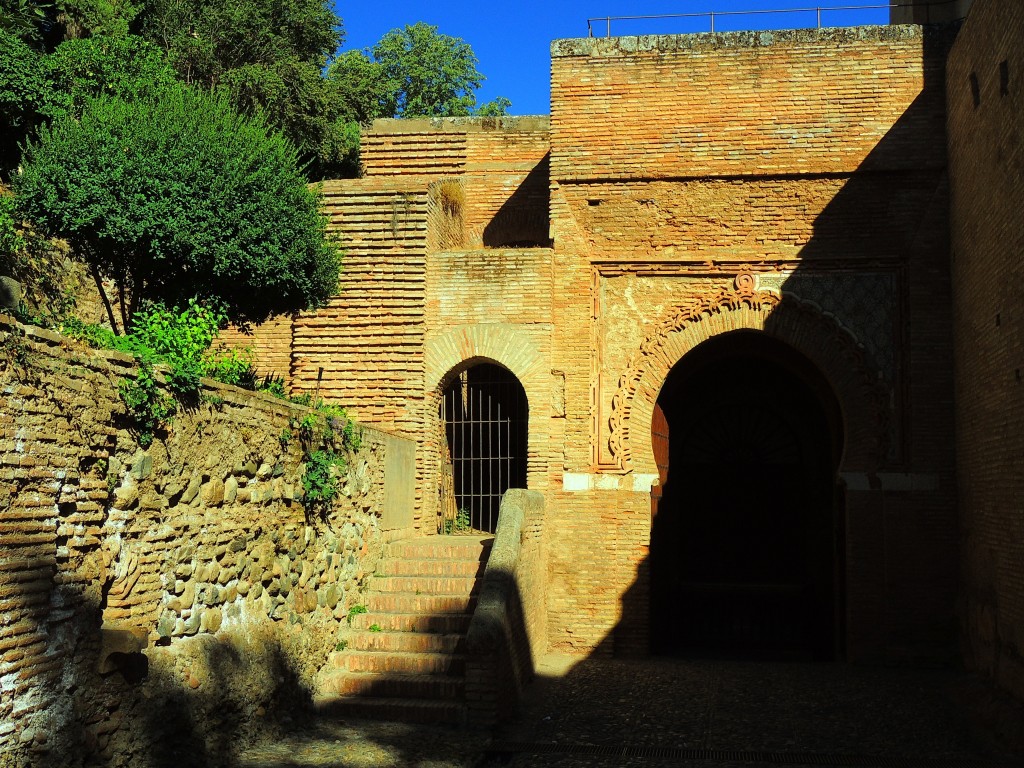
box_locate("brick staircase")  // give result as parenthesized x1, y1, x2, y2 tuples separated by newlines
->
(315, 535, 493, 724)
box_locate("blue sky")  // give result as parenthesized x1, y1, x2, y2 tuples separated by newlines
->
(332, 1, 892, 115)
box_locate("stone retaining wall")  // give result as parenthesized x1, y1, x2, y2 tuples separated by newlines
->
(0, 314, 413, 766)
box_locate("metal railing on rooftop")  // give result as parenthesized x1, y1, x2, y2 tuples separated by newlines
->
(586, 1, 964, 37)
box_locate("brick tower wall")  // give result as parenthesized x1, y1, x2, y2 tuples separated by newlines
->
(946, 0, 1024, 700)
(545, 26, 958, 659)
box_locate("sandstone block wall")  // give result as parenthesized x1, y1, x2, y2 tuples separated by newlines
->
(0, 314, 412, 766)
(946, 0, 1024, 700)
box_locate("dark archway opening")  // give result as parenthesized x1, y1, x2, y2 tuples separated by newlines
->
(650, 331, 844, 661)
(440, 362, 528, 533)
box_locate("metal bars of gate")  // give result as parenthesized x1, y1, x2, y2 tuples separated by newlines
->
(440, 364, 527, 534)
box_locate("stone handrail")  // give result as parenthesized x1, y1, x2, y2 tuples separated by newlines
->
(464, 489, 546, 727)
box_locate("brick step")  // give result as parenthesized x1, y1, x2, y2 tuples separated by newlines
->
(370, 575, 478, 595)
(319, 670, 465, 699)
(334, 651, 466, 676)
(376, 558, 485, 578)
(349, 611, 471, 634)
(344, 630, 465, 654)
(314, 696, 466, 725)
(363, 592, 476, 615)
(386, 535, 493, 561)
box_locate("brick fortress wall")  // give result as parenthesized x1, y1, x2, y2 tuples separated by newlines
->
(224, 26, 961, 663)
(292, 118, 551, 533)
(946, 0, 1024, 701)
(546, 25, 958, 659)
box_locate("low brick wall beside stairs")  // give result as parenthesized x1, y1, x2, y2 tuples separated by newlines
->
(465, 489, 548, 727)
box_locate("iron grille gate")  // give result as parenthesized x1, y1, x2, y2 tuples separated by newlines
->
(440, 364, 528, 533)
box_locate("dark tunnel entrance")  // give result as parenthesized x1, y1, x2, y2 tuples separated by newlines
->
(650, 331, 844, 661)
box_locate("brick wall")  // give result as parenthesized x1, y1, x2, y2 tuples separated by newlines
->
(0, 314, 411, 765)
(545, 25, 958, 660)
(550, 27, 944, 182)
(218, 314, 294, 385)
(946, 0, 1024, 700)
(222, 25, 959, 665)
(362, 117, 551, 248)
(295, 119, 552, 531)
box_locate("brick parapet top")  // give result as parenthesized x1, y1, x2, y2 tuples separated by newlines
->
(368, 116, 550, 134)
(551, 24, 927, 58)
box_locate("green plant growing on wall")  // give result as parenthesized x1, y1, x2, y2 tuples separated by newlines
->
(368, 623, 382, 633)
(294, 395, 362, 517)
(301, 449, 345, 509)
(0, 327, 30, 368)
(118, 357, 174, 448)
(346, 604, 367, 625)
(443, 507, 471, 535)
(62, 299, 268, 445)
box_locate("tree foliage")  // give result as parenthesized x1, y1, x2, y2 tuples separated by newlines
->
(0, 30, 50, 170)
(13, 82, 340, 331)
(329, 22, 510, 122)
(45, 33, 174, 116)
(135, 0, 346, 178)
(374, 22, 484, 118)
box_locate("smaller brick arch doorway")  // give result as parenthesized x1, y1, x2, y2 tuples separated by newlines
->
(439, 362, 528, 534)
(650, 331, 844, 661)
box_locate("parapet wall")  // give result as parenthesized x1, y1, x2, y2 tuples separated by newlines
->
(0, 315, 413, 766)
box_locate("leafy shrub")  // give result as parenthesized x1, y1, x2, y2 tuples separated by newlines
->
(301, 449, 345, 511)
(292, 397, 362, 517)
(203, 347, 257, 389)
(14, 81, 341, 332)
(0, 194, 25, 258)
(118, 358, 175, 448)
(64, 299, 262, 443)
(443, 507, 471, 535)
(258, 373, 287, 399)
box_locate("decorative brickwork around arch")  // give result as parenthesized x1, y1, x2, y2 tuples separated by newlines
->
(423, 325, 551, 529)
(608, 274, 890, 476)
(425, 325, 547, 394)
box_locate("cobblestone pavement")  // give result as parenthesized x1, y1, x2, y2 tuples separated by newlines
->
(239, 655, 1024, 768)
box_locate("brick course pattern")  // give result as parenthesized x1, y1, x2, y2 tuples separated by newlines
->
(237, 26, 961, 665)
(946, 0, 1024, 701)
(544, 26, 957, 659)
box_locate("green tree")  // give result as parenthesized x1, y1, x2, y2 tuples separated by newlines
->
(135, 0, 346, 177)
(0, 30, 51, 171)
(13, 82, 340, 333)
(366, 22, 507, 118)
(0, 0, 53, 44)
(1, 0, 138, 50)
(45, 33, 174, 116)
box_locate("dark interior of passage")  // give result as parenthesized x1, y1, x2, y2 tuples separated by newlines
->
(441, 363, 528, 533)
(650, 331, 843, 660)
